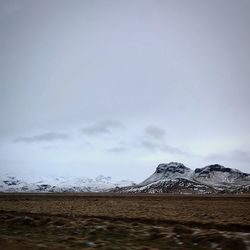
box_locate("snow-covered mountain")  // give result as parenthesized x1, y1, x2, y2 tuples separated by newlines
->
(1, 162, 249, 194)
(113, 162, 250, 194)
(0, 175, 135, 193)
(192, 164, 250, 186)
(140, 162, 192, 186)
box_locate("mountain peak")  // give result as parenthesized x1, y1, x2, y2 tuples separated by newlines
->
(0, 175, 134, 192)
(115, 163, 250, 194)
(194, 164, 236, 174)
(193, 164, 249, 185)
(140, 162, 192, 186)
(155, 162, 190, 174)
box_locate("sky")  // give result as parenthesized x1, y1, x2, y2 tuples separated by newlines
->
(0, 0, 250, 182)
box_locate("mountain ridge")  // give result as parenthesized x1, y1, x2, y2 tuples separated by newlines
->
(114, 162, 250, 194)
(1, 162, 249, 193)
(0, 175, 135, 193)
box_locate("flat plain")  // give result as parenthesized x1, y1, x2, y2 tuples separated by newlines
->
(0, 193, 249, 249)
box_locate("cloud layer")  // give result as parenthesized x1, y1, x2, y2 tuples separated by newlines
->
(0, 0, 249, 178)
(13, 132, 70, 143)
(205, 150, 250, 163)
(81, 121, 124, 136)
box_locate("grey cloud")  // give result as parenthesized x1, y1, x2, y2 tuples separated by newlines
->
(0, 0, 22, 19)
(106, 140, 128, 153)
(0, 0, 249, 177)
(100, 121, 125, 129)
(82, 126, 110, 136)
(140, 140, 158, 151)
(145, 126, 165, 140)
(139, 139, 188, 155)
(107, 146, 128, 153)
(205, 150, 250, 163)
(13, 132, 70, 143)
(81, 120, 124, 136)
(161, 144, 188, 155)
(137, 126, 188, 155)
(106, 136, 187, 155)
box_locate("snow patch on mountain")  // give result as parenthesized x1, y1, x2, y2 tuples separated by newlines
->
(113, 163, 250, 194)
(192, 164, 250, 187)
(114, 177, 215, 194)
(1, 163, 249, 194)
(140, 162, 192, 186)
(0, 175, 135, 192)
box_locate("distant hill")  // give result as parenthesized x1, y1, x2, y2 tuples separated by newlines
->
(1, 162, 249, 194)
(113, 162, 250, 194)
(0, 175, 135, 192)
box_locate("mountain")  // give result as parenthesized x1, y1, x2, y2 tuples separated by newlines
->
(1, 163, 249, 194)
(113, 162, 250, 194)
(140, 162, 192, 186)
(193, 164, 250, 186)
(0, 175, 135, 193)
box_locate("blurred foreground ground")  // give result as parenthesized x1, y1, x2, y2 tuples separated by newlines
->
(0, 193, 249, 249)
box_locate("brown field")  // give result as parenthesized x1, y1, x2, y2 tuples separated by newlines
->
(0, 193, 250, 250)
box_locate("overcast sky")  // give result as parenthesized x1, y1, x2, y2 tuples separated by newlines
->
(0, 0, 250, 181)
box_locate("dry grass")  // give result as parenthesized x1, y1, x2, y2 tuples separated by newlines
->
(0, 193, 250, 249)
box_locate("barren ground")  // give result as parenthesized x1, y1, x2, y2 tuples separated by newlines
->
(0, 193, 249, 249)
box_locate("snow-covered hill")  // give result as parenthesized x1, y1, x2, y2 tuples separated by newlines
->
(140, 162, 192, 186)
(1, 162, 249, 194)
(192, 164, 250, 186)
(0, 175, 135, 193)
(113, 162, 250, 194)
